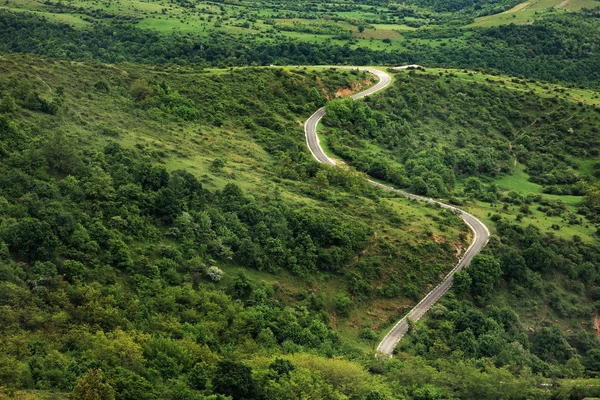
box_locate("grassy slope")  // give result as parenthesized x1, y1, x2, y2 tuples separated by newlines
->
(467, 0, 599, 27)
(318, 67, 598, 242)
(0, 54, 468, 343)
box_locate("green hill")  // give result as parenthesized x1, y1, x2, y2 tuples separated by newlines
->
(0, 55, 479, 399)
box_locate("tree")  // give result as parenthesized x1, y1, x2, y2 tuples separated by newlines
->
(585, 349, 600, 372)
(0, 93, 17, 113)
(7, 217, 58, 262)
(187, 364, 208, 390)
(131, 79, 153, 101)
(313, 170, 330, 190)
(455, 329, 478, 358)
(209, 157, 227, 172)
(532, 326, 573, 363)
(500, 249, 527, 281)
(411, 177, 428, 195)
(71, 369, 115, 400)
(84, 166, 116, 202)
(467, 254, 502, 302)
(523, 241, 556, 271)
(453, 270, 472, 297)
(230, 271, 253, 298)
(212, 360, 256, 400)
(334, 294, 352, 317)
(0, 353, 21, 389)
(464, 177, 482, 196)
(43, 132, 81, 175)
(207, 266, 224, 282)
(269, 358, 295, 377)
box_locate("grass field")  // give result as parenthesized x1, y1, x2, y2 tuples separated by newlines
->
(494, 164, 584, 208)
(467, 0, 600, 27)
(468, 199, 596, 241)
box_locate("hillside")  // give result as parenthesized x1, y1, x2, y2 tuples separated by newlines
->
(0, 54, 599, 400)
(0, 55, 481, 399)
(1, 4, 600, 87)
(1, 0, 600, 397)
(318, 67, 600, 386)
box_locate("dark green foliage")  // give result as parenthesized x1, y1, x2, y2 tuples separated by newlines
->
(6, 218, 59, 262)
(532, 326, 574, 364)
(268, 358, 295, 376)
(402, 209, 600, 385)
(467, 254, 502, 302)
(212, 361, 257, 400)
(452, 270, 472, 297)
(1, 58, 467, 399)
(323, 72, 600, 200)
(405, 0, 521, 13)
(334, 293, 353, 317)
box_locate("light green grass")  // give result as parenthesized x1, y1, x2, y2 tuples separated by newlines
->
(466, 0, 600, 27)
(495, 164, 545, 193)
(0, 6, 92, 27)
(467, 200, 595, 242)
(493, 164, 584, 209)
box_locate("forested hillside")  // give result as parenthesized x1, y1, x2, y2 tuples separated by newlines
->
(1, 55, 600, 400)
(0, 55, 476, 399)
(1, 0, 600, 397)
(318, 68, 600, 396)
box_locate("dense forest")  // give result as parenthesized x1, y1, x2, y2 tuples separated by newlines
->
(403, 0, 522, 13)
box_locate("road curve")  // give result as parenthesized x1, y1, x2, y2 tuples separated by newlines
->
(303, 66, 490, 356)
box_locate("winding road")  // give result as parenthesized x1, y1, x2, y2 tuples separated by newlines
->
(303, 67, 490, 356)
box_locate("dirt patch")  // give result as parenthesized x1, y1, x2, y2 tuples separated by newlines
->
(556, 0, 570, 8)
(594, 313, 600, 341)
(335, 78, 374, 98)
(330, 312, 337, 331)
(431, 232, 444, 244)
(335, 88, 354, 97)
(454, 243, 465, 258)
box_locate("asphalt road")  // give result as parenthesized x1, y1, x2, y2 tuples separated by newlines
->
(303, 66, 490, 356)
(304, 67, 392, 165)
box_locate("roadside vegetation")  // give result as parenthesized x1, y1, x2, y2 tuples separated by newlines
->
(318, 67, 600, 397)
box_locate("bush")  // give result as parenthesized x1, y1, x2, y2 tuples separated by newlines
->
(334, 294, 352, 317)
(207, 266, 224, 282)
